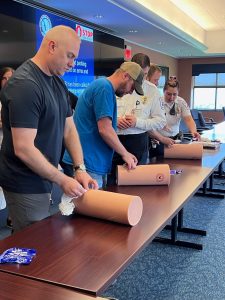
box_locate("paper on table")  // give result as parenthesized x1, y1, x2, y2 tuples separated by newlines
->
(164, 143, 203, 159)
(117, 164, 170, 186)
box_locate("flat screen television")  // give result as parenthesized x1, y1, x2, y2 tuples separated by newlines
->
(94, 30, 125, 77)
(0, 0, 124, 95)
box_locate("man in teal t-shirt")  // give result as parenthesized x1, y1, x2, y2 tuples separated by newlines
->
(63, 62, 144, 188)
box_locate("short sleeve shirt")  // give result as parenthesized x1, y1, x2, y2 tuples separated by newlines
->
(160, 96, 191, 137)
(0, 60, 72, 193)
(63, 78, 117, 175)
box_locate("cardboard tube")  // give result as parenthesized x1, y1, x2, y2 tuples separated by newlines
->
(117, 164, 170, 186)
(75, 190, 143, 226)
(164, 143, 203, 159)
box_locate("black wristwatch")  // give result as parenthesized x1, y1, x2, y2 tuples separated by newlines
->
(74, 163, 86, 172)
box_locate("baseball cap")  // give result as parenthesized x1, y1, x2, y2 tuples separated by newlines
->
(120, 62, 144, 95)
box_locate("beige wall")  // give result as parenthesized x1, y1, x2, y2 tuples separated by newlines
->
(126, 42, 225, 122)
(125, 42, 178, 76)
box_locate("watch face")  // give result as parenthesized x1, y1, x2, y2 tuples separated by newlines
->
(75, 164, 86, 171)
(79, 164, 86, 171)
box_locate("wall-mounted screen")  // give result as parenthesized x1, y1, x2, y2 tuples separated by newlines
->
(94, 30, 124, 77)
(36, 10, 94, 96)
(0, 0, 124, 95)
(0, 0, 94, 96)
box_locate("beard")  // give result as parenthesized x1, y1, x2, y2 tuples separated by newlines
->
(115, 81, 127, 97)
(115, 89, 124, 97)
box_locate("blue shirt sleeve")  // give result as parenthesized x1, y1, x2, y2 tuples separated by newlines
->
(93, 84, 115, 121)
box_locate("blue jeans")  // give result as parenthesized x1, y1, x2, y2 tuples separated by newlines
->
(61, 162, 106, 189)
(87, 171, 107, 189)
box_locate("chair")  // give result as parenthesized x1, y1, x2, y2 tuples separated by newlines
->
(222, 107, 225, 120)
(179, 109, 210, 140)
(191, 109, 214, 131)
(198, 111, 216, 127)
(179, 119, 194, 140)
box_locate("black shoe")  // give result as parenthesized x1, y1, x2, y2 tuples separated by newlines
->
(6, 218, 13, 229)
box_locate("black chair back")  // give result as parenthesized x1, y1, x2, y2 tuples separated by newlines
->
(222, 107, 225, 120)
(179, 119, 189, 133)
(191, 109, 202, 128)
(191, 109, 213, 130)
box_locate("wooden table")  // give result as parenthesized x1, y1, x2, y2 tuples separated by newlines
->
(0, 164, 211, 295)
(155, 143, 225, 199)
(0, 272, 104, 300)
(154, 143, 225, 170)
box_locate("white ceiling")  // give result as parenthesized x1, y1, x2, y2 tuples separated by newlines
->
(31, 0, 225, 58)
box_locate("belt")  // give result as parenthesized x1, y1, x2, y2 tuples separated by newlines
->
(169, 132, 183, 140)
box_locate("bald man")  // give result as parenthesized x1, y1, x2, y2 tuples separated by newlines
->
(0, 25, 97, 232)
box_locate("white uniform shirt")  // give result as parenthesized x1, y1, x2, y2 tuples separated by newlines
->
(160, 96, 191, 137)
(117, 80, 166, 135)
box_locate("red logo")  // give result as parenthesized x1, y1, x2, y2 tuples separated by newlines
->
(76, 25, 93, 42)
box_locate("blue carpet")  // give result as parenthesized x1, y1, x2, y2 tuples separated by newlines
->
(103, 191, 225, 300)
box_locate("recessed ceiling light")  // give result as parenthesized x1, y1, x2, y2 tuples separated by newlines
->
(94, 14, 103, 19)
(157, 41, 165, 46)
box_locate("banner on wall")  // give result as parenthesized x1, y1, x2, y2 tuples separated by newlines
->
(36, 10, 94, 96)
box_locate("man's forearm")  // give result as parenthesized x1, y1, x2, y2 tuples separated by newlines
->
(149, 130, 165, 143)
(64, 126, 84, 167)
(100, 127, 128, 156)
(15, 144, 66, 186)
(184, 117, 197, 134)
(136, 115, 166, 131)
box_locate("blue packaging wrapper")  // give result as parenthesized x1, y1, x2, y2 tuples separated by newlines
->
(0, 247, 36, 265)
(170, 169, 183, 175)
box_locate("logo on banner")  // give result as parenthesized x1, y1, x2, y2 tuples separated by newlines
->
(76, 24, 93, 42)
(39, 15, 52, 37)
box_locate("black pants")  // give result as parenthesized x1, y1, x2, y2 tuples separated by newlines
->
(107, 132, 148, 186)
(149, 132, 183, 160)
(149, 138, 164, 160)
